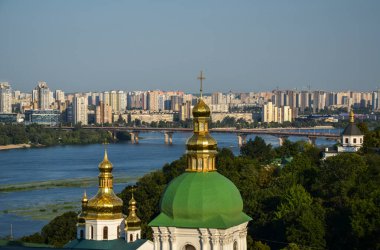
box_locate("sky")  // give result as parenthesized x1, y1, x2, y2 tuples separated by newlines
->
(0, 0, 379, 93)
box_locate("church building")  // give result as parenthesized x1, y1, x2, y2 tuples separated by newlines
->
(323, 110, 364, 159)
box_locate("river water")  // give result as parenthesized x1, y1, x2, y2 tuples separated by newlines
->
(0, 130, 337, 238)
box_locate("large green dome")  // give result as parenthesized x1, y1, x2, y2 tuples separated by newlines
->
(149, 172, 251, 229)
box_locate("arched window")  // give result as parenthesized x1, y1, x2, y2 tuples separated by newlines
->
(353, 138, 357, 143)
(90, 226, 94, 240)
(103, 226, 108, 240)
(233, 241, 238, 250)
(117, 226, 120, 238)
(183, 244, 196, 250)
(136, 234, 139, 240)
(80, 230, 84, 239)
(360, 138, 363, 143)
(345, 138, 348, 143)
(130, 234, 133, 242)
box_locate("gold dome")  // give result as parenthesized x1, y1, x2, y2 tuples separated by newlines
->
(192, 99, 210, 118)
(83, 149, 124, 220)
(186, 133, 217, 151)
(125, 193, 141, 231)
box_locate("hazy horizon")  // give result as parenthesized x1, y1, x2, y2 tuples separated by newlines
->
(1, 0, 379, 93)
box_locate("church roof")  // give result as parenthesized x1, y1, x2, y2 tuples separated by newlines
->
(64, 239, 149, 250)
(149, 171, 251, 229)
(342, 110, 363, 136)
(342, 123, 363, 136)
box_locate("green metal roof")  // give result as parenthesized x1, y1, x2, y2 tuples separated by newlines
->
(149, 172, 251, 229)
(64, 239, 148, 250)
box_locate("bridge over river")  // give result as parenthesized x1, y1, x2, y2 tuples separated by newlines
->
(52, 126, 340, 147)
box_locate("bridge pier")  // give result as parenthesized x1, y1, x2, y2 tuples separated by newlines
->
(164, 131, 173, 145)
(130, 132, 139, 144)
(278, 136, 288, 146)
(237, 133, 248, 147)
(307, 136, 317, 145)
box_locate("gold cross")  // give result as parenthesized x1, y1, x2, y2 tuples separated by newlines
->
(197, 71, 205, 98)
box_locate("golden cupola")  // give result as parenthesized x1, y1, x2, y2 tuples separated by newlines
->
(349, 110, 355, 123)
(125, 191, 141, 231)
(84, 149, 123, 220)
(186, 71, 217, 172)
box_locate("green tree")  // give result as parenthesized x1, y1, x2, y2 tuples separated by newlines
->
(41, 211, 77, 247)
(240, 137, 274, 164)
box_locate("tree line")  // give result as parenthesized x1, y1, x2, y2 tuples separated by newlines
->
(0, 124, 130, 146)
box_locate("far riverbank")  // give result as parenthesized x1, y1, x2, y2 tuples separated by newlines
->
(0, 144, 31, 150)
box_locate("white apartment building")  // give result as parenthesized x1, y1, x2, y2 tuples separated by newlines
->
(73, 96, 88, 125)
(263, 101, 292, 123)
(0, 82, 12, 113)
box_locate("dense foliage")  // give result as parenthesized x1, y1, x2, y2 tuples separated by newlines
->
(21, 125, 380, 249)
(20, 212, 77, 247)
(0, 124, 129, 146)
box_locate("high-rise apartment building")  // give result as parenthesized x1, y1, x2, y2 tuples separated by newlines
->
(96, 101, 112, 124)
(211, 92, 223, 105)
(372, 89, 380, 111)
(34, 81, 51, 110)
(117, 91, 127, 113)
(0, 82, 12, 113)
(55, 90, 65, 103)
(73, 96, 88, 125)
(263, 101, 292, 123)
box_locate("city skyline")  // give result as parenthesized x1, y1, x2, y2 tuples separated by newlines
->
(1, 0, 380, 92)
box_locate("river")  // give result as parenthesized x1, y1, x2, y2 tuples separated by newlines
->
(0, 130, 337, 238)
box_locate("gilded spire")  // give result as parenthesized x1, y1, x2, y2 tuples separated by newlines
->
(349, 110, 355, 123)
(98, 148, 113, 190)
(125, 187, 141, 231)
(186, 72, 217, 172)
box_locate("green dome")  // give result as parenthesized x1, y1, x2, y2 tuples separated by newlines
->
(149, 172, 251, 229)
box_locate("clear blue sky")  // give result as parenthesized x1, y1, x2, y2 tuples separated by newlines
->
(0, 0, 379, 93)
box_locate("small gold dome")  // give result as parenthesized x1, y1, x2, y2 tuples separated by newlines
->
(192, 99, 210, 118)
(349, 110, 355, 123)
(125, 194, 141, 231)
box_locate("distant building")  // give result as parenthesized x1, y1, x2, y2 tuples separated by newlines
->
(54, 90, 65, 102)
(96, 101, 112, 124)
(0, 113, 20, 123)
(211, 112, 253, 123)
(73, 96, 88, 125)
(0, 82, 12, 113)
(323, 111, 364, 159)
(262, 101, 292, 123)
(24, 110, 60, 126)
(34, 81, 51, 110)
